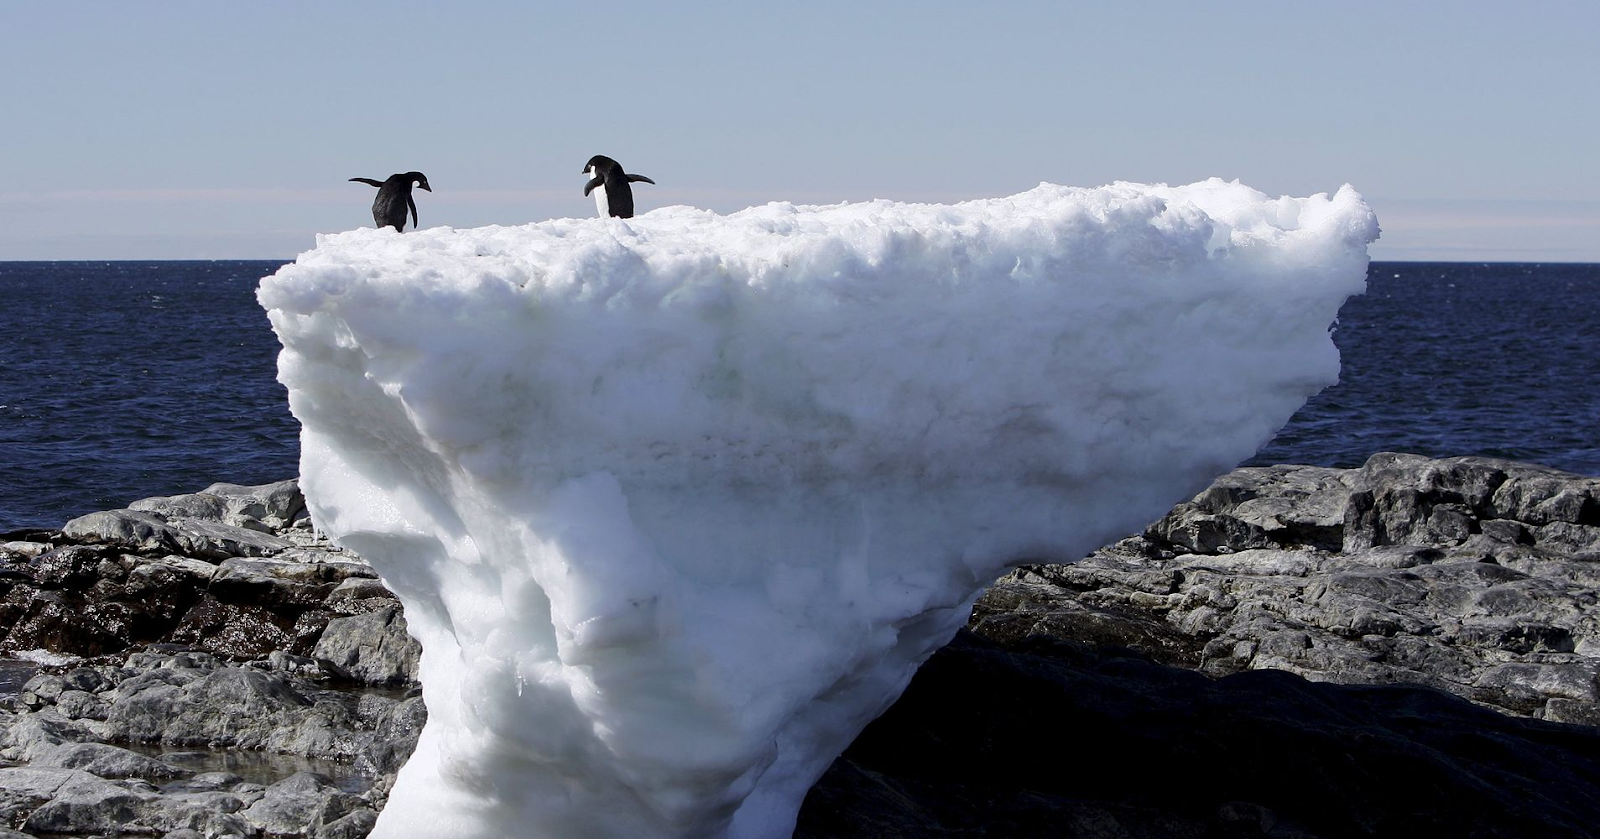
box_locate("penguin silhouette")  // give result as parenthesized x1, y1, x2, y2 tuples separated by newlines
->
(349, 172, 432, 231)
(582, 156, 655, 219)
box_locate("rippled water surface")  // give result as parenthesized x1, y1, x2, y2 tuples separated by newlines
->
(3, 260, 1598, 531)
(1, 261, 296, 530)
(1250, 262, 1600, 473)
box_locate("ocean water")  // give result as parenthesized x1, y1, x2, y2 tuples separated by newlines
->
(2, 260, 1597, 532)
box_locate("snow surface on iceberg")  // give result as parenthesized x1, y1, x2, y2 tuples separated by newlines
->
(259, 180, 1377, 838)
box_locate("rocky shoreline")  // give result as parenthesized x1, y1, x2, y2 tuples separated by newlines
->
(4, 452, 1600, 837)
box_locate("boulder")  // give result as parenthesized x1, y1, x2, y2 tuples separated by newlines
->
(168, 594, 295, 659)
(202, 478, 308, 531)
(169, 518, 294, 560)
(31, 742, 186, 781)
(61, 509, 178, 554)
(976, 452, 1600, 723)
(14, 767, 150, 835)
(241, 771, 362, 836)
(129, 491, 227, 522)
(31, 545, 112, 589)
(311, 606, 420, 686)
(0, 590, 132, 657)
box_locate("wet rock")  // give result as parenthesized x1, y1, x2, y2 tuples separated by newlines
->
(210, 557, 351, 607)
(168, 594, 295, 659)
(1, 590, 131, 657)
(31, 545, 112, 589)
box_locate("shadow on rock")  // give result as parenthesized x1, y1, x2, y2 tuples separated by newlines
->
(799, 630, 1600, 839)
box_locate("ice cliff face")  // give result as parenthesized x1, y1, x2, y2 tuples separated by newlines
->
(258, 180, 1377, 838)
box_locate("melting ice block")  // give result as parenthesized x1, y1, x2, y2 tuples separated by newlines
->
(259, 180, 1377, 838)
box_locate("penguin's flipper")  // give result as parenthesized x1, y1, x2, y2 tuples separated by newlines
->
(627, 174, 656, 185)
(584, 177, 604, 197)
(407, 195, 419, 231)
(349, 178, 385, 188)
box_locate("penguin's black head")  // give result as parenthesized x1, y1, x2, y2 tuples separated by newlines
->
(407, 172, 432, 192)
(584, 155, 618, 175)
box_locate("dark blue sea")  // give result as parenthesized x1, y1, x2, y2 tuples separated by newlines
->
(2, 260, 1599, 532)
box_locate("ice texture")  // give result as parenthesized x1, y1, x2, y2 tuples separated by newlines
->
(259, 180, 1377, 838)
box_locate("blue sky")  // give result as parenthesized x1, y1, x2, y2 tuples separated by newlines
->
(3, 2, 1596, 261)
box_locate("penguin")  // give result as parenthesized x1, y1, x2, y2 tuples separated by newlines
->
(349, 172, 432, 231)
(582, 155, 655, 219)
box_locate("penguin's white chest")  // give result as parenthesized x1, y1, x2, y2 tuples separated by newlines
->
(586, 168, 609, 217)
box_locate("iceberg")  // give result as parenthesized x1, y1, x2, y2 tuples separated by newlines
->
(259, 180, 1377, 838)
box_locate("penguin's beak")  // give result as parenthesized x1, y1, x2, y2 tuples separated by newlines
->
(420, 184, 433, 192)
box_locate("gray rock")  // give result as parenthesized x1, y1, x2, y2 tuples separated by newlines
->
(17, 767, 150, 834)
(170, 519, 294, 560)
(32, 741, 186, 780)
(202, 478, 308, 531)
(325, 576, 399, 614)
(0, 713, 106, 763)
(0, 766, 81, 822)
(1, 541, 52, 559)
(976, 452, 1600, 722)
(54, 689, 110, 721)
(211, 558, 340, 607)
(316, 806, 379, 839)
(107, 666, 312, 749)
(62, 508, 179, 553)
(19, 673, 65, 707)
(241, 770, 359, 835)
(312, 606, 420, 686)
(355, 694, 427, 778)
(128, 479, 306, 538)
(129, 491, 228, 522)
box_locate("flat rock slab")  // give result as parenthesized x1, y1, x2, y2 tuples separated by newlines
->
(61, 509, 293, 559)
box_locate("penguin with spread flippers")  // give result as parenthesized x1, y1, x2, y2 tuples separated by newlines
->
(582, 155, 655, 219)
(349, 172, 432, 231)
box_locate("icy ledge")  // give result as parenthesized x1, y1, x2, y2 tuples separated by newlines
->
(259, 180, 1377, 838)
